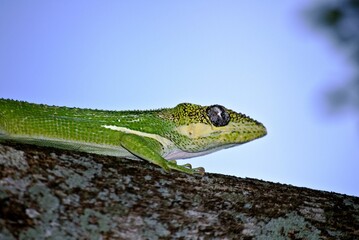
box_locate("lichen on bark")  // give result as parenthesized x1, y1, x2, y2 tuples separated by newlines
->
(0, 142, 358, 239)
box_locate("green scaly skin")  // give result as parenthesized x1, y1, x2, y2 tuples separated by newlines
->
(0, 98, 267, 175)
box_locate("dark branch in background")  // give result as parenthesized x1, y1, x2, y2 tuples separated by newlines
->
(306, 0, 359, 114)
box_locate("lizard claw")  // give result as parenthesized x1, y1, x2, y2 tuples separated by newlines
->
(193, 167, 205, 176)
(182, 163, 192, 169)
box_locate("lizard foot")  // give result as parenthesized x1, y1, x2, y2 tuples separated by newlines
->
(167, 160, 205, 175)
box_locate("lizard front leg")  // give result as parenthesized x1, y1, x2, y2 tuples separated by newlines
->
(120, 133, 205, 175)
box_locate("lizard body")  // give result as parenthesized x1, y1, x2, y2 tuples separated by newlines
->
(0, 98, 266, 174)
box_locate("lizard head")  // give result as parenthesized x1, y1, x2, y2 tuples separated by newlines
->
(167, 103, 267, 154)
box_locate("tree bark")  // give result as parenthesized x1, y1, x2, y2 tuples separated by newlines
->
(0, 141, 358, 239)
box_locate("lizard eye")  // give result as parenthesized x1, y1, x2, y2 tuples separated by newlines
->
(206, 105, 230, 127)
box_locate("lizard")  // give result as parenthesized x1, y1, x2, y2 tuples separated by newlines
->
(0, 98, 267, 175)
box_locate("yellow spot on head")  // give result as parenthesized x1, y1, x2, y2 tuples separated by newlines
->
(176, 123, 216, 139)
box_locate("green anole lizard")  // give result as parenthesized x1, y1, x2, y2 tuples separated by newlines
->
(0, 98, 266, 175)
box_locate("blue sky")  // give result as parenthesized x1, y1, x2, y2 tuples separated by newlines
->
(1, 1, 358, 196)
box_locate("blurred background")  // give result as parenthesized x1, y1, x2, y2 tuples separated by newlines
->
(1, 1, 358, 196)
